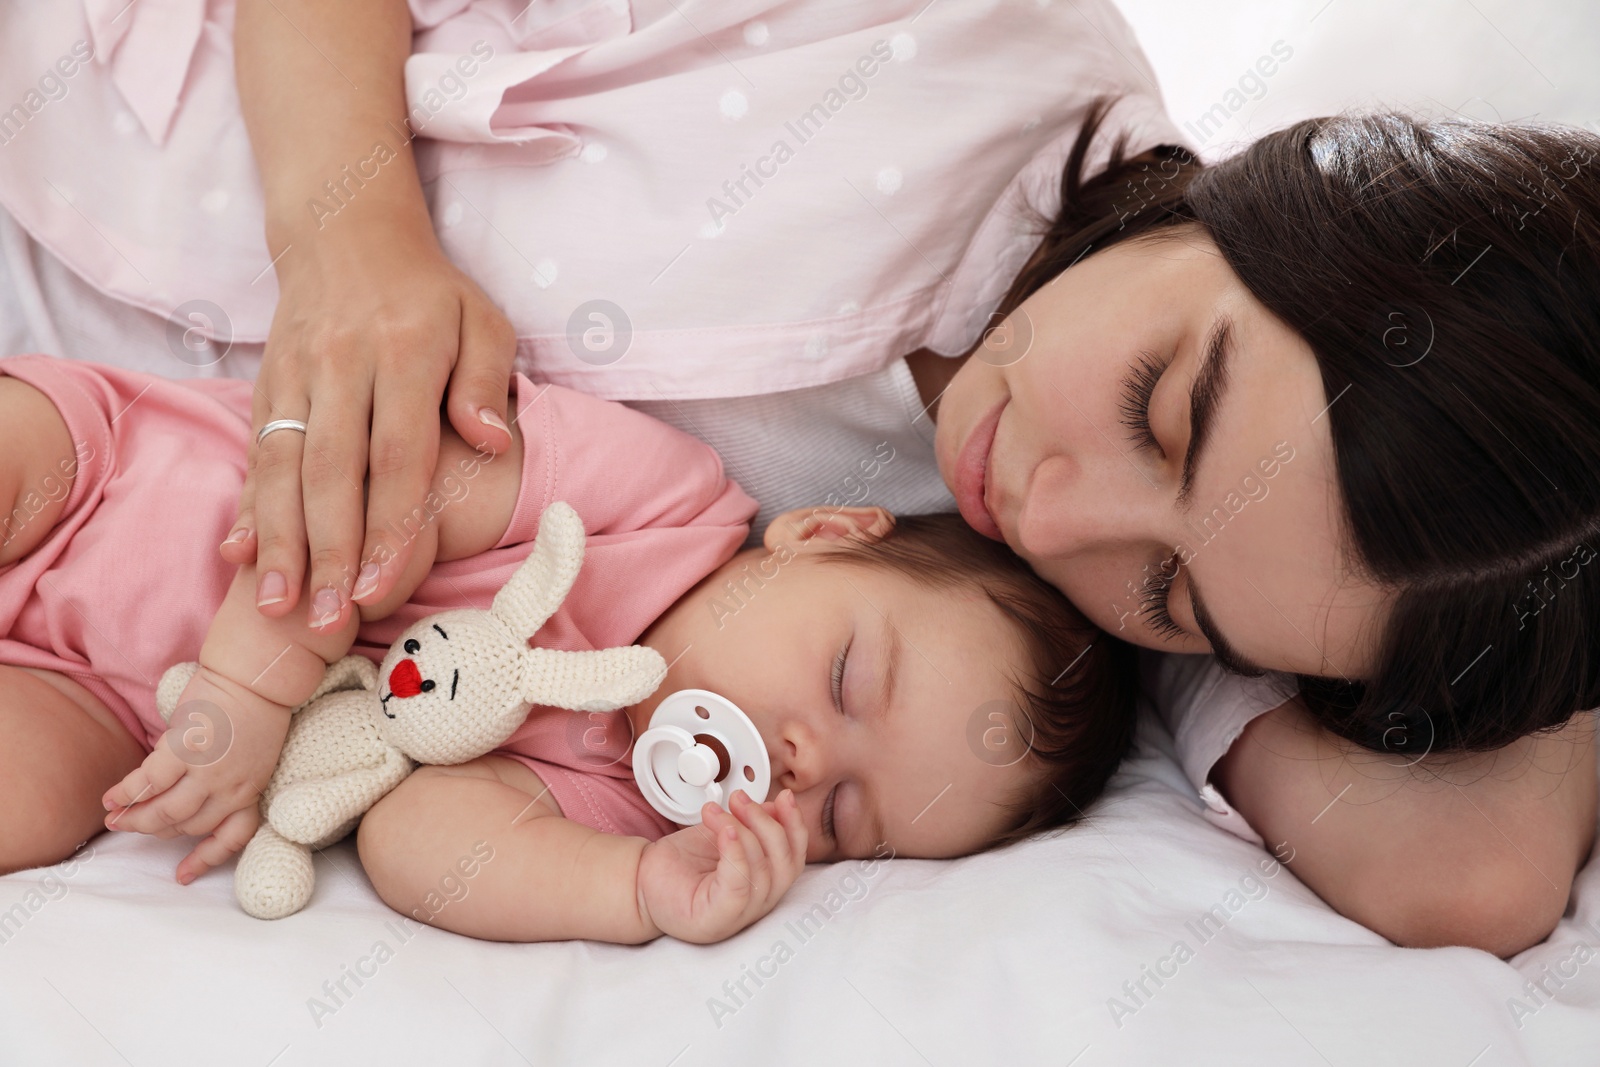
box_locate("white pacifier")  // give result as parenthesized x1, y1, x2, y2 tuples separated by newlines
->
(632, 689, 771, 825)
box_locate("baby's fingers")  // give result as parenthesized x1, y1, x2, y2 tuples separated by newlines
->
(101, 745, 185, 812)
(771, 790, 808, 873)
(177, 805, 260, 885)
(105, 778, 207, 837)
(705, 804, 757, 899)
(732, 790, 801, 878)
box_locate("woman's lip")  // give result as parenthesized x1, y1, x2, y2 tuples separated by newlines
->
(952, 398, 1006, 541)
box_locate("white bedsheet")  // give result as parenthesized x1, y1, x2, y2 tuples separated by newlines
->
(4, 0, 1599, 1063)
(2, 711, 1597, 1065)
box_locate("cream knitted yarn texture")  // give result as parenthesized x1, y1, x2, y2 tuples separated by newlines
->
(155, 501, 667, 920)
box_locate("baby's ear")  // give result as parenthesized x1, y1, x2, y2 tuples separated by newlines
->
(762, 505, 895, 552)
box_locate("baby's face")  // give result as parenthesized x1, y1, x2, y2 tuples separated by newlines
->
(629, 533, 1044, 863)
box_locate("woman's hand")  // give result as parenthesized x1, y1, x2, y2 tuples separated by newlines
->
(637, 789, 808, 944)
(220, 216, 517, 632)
(228, 0, 518, 632)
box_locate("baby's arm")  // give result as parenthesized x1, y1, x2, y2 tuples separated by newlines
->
(1213, 698, 1597, 957)
(101, 561, 363, 879)
(103, 411, 524, 881)
(357, 756, 805, 944)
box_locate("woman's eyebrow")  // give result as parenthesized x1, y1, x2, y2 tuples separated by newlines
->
(1176, 315, 1234, 509)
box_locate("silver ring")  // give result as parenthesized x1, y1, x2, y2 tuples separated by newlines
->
(256, 419, 309, 446)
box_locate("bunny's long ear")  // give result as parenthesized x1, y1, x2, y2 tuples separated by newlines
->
(490, 500, 587, 640)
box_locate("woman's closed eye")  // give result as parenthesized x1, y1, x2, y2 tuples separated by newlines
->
(1118, 351, 1171, 455)
(1138, 554, 1186, 641)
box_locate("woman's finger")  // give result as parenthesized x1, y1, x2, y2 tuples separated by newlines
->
(299, 370, 372, 632)
(219, 464, 259, 565)
(444, 290, 517, 459)
(251, 426, 310, 616)
(353, 362, 443, 608)
(248, 369, 312, 615)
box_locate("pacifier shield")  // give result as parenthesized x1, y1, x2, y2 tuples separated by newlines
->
(632, 689, 771, 825)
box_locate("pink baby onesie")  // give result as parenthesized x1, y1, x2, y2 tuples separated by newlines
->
(0, 354, 757, 840)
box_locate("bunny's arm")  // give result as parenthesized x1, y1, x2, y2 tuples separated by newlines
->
(520, 645, 667, 713)
(267, 745, 414, 844)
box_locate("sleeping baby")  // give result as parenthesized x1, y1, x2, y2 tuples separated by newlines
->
(0, 354, 1135, 945)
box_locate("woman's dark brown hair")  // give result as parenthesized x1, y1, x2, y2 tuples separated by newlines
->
(996, 98, 1600, 754)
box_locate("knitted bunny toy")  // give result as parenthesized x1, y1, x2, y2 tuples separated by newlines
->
(154, 501, 667, 919)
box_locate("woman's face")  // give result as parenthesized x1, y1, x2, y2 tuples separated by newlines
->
(934, 225, 1392, 680)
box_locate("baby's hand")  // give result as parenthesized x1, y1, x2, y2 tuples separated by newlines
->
(100, 665, 290, 883)
(637, 789, 807, 944)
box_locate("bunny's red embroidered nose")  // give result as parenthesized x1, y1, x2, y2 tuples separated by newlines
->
(389, 659, 423, 699)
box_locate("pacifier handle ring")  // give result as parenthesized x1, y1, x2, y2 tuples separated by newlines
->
(634, 724, 703, 823)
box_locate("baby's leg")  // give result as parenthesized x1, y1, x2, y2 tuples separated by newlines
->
(0, 666, 144, 874)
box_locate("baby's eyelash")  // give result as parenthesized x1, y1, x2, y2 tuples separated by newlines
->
(1138, 559, 1187, 640)
(1118, 352, 1168, 453)
(830, 641, 848, 712)
(823, 639, 849, 845)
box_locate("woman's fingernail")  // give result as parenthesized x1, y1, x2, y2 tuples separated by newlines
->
(257, 570, 287, 607)
(221, 528, 250, 548)
(311, 586, 342, 628)
(352, 562, 381, 600)
(478, 406, 510, 435)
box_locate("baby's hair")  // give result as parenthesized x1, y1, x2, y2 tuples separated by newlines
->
(809, 512, 1139, 852)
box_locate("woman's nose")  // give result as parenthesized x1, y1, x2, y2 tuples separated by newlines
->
(1013, 452, 1165, 560)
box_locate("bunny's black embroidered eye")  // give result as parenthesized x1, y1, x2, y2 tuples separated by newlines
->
(404, 639, 421, 654)
(420, 679, 436, 693)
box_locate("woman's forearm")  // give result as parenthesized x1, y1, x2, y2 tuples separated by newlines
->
(235, 0, 432, 253)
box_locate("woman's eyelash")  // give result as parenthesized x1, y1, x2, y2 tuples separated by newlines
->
(822, 784, 839, 842)
(1138, 559, 1187, 640)
(1118, 352, 1168, 453)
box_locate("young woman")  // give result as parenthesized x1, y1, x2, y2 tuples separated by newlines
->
(0, 0, 1593, 958)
